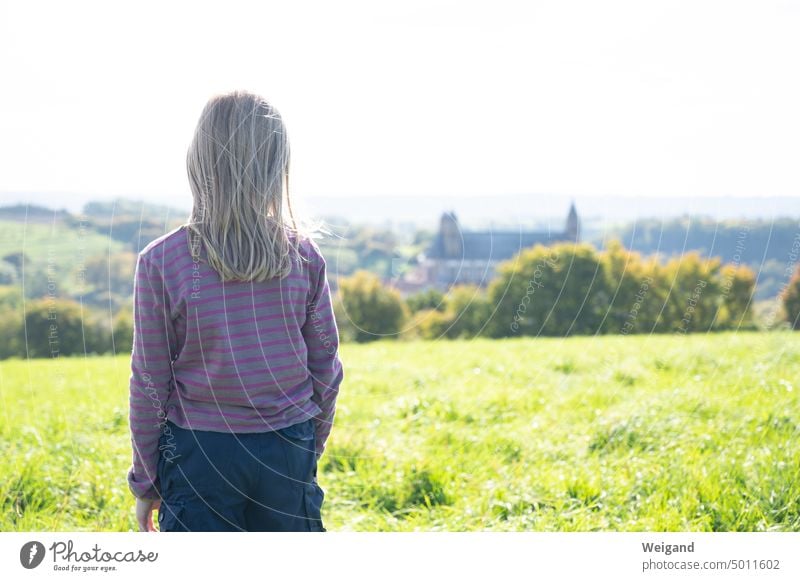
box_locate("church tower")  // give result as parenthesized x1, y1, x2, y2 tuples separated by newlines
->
(565, 201, 580, 241)
(440, 211, 462, 258)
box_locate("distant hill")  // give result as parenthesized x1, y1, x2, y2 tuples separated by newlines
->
(0, 203, 71, 224)
(299, 193, 800, 226)
(83, 198, 187, 223)
(2, 191, 798, 224)
(0, 198, 797, 301)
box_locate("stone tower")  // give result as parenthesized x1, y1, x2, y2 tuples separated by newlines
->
(440, 211, 462, 257)
(565, 201, 580, 241)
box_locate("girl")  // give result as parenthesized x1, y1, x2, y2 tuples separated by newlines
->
(126, 90, 343, 532)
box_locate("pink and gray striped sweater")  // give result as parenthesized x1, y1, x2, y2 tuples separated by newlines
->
(127, 225, 343, 500)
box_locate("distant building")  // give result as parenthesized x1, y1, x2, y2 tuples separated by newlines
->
(414, 202, 580, 290)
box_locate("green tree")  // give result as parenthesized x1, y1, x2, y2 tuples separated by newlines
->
(406, 288, 446, 313)
(656, 252, 722, 333)
(783, 266, 800, 330)
(0, 286, 23, 309)
(335, 270, 408, 342)
(112, 308, 134, 354)
(0, 307, 23, 358)
(487, 242, 610, 337)
(22, 298, 94, 358)
(714, 264, 756, 330)
(0, 262, 17, 285)
(411, 285, 492, 339)
(2, 251, 27, 271)
(83, 251, 137, 296)
(599, 239, 658, 335)
(439, 285, 492, 338)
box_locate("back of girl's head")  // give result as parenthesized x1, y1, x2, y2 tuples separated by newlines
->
(186, 89, 307, 282)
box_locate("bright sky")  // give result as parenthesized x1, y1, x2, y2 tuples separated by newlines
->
(1, 0, 799, 210)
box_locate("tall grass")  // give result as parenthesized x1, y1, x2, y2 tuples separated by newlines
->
(1, 331, 798, 531)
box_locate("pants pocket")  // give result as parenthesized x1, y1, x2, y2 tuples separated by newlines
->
(278, 418, 315, 441)
(278, 419, 317, 486)
(158, 499, 188, 532)
(304, 479, 326, 532)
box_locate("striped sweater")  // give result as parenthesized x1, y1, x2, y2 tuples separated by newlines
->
(127, 225, 343, 500)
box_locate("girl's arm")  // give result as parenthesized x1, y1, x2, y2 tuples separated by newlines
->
(127, 252, 177, 500)
(301, 246, 344, 460)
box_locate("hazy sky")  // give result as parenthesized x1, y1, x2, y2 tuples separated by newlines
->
(1, 0, 799, 211)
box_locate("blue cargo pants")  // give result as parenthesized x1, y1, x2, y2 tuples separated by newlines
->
(156, 417, 326, 532)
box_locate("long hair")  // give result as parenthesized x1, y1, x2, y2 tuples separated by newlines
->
(186, 90, 303, 282)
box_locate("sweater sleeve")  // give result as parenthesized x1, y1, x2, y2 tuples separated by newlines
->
(127, 252, 177, 500)
(300, 244, 344, 459)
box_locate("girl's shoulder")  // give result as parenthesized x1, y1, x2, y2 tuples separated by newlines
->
(291, 230, 326, 264)
(138, 224, 190, 265)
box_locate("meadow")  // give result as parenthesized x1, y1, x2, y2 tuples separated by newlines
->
(1, 331, 799, 532)
(0, 218, 125, 296)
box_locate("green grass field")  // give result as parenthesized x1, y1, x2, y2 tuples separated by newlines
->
(1, 331, 799, 531)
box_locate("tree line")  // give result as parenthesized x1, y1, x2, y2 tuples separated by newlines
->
(336, 240, 800, 341)
(0, 240, 798, 359)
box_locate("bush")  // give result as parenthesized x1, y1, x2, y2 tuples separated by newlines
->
(83, 252, 136, 295)
(112, 308, 134, 354)
(483, 240, 756, 338)
(404, 286, 494, 340)
(654, 252, 722, 333)
(487, 242, 610, 337)
(22, 298, 92, 357)
(0, 286, 23, 310)
(0, 307, 23, 358)
(405, 308, 450, 340)
(335, 270, 408, 342)
(599, 239, 660, 334)
(715, 263, 757, 330)
(406, 288, 446, 313)
(0, 262, 17, 285)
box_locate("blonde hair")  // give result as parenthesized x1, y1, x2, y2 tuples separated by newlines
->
(186, 90, 303, 282)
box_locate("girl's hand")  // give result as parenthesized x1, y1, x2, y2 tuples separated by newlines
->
(135, 497, 162, 532)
